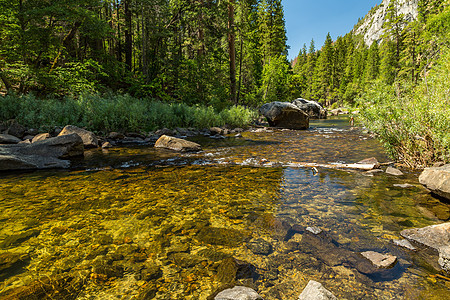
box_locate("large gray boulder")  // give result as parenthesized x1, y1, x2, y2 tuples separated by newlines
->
(259, 101, 309, 130)
(58, 125, 98, 148)
(0, 134, 84, 171)
(0, 134, 22, 144)
(292, 98, 327, 119)
(155, 135, 201, 152)
(215, 286, 263, 300)
(419, 164, 450, 200)
(401, 222, 450, 272)
(298, 280, 337, 300)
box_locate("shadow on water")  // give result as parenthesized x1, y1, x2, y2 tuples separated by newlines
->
(0, 116, 449, 299)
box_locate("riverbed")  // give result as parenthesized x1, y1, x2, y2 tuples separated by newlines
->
(0, 117, 449, 299)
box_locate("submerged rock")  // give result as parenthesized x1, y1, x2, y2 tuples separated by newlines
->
(292, 98, 327, 119)
(155, 135, 201, 152)
(58, 125, 98, 148)
(306, 226, 323, 235)
(247, 238, 273, 255)
(360, 251, 397, 268)
(393, 239, 416, 251)
(217, 257, 258, 284)
(419, 164, 450, 200)
(258, 101, 309, 130)
(298, 280, 337, 300)
(215, 286, 263, 300)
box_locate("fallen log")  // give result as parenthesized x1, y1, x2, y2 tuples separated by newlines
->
(286, 162, 377, 171)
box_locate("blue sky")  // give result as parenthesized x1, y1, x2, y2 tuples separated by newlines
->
(283, 0, 380, 60)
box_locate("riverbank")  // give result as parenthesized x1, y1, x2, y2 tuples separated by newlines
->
(0, 94, 257, 134)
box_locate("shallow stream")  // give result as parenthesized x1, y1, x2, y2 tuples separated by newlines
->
(0, 117, 449, 299)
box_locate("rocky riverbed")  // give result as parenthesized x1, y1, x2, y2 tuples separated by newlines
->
(0, 117, 449, 299)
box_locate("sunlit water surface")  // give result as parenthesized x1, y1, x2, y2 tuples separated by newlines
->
(0, 117, 449, 299)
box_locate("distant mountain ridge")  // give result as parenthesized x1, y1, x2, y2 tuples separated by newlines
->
(353, 0, 419, 45)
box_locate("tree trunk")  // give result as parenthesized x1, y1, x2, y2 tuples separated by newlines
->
(0, 68, 12, 91)
(124, 0, 132, 71)
(228, 0, 237, 104)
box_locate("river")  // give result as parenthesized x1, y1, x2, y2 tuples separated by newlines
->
(0, 116, 449, 299)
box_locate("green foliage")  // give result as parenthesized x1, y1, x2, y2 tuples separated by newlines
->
(0, 93, 257, 132)
(357, 47, 450, 167)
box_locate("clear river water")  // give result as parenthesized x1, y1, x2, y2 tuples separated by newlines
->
(0, 117, 449, 299)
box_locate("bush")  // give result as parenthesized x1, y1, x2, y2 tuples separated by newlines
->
(357, 48, 450, 168)
(0, 93, 257, 133)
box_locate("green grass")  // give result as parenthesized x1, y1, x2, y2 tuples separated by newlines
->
(0, 93, 257, 134)
(357, 48, 450, 168)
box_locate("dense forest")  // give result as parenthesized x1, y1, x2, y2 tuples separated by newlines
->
(1, 0, 449, 166)
(0, 0, 291, 107)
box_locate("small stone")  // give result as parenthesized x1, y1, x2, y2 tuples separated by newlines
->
(386, 167, 404, 176)
(18, 139, 31, 144)
(298, 280, 337, 300)
(393, 183, 414, 188)
(215, 286, 263, 300)
(235, 133, 242, 138)
(210, 127, 224, 135)
(102, 142, 113, 148)
(361, 251, 397, 268)
(393, 239, 416, 251)
(438, 245, 450, 272)
(306, 226, 322, 235)
(32, 133, 51, 143)
(357, 157, 379, 167)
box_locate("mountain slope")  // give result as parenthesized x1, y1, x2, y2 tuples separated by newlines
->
(353, 0, 419, 45)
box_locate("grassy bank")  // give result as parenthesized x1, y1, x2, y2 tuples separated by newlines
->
(0, 94, 257, 133)
(357, 48, 450, 168)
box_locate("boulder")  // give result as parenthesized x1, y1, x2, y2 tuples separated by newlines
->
(439, 245, 450, 272)
(215, 286, 263, 300)
(298, 280, 337, 300)
(58, 125, 98, 148)
(155, 135, 201, 152)
(5, 120, 26, 138)
(360, 251, 397, 268)
(419, 164, 450, 200)
(247, 238, 273, 255)
(259, 102, 309, 130)
(0, 134, 22, 144)
(0, 134, 83, 171)
(32, 133, 51, 143)
(292, 98, 327, 119)
(400, 223, 450, 251)
(401, 222, 450, 272)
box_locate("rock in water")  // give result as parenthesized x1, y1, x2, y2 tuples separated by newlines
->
(439, 246, 450, 272)
(0, 134, 22, 144)
(419, 164, 450, 200)
(58, 125, 98, 148)
(0, 134, 84, 171)
(215, 286, 263, 300)
(401, 222, 450, 272)
(386, 167, 404, 176)
(292, 98, 327, 119)
(400, 223, 450, 251)
(360, 251, 397, 268)
(298, 280, 337, 300)
(259, 102, 309, 130)
(155, 135, 201, 152)
(31, 133, 51, 143)
(247, 238, 273, 255)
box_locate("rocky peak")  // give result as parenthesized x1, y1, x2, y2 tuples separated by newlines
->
(354, 0, 419, 46)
